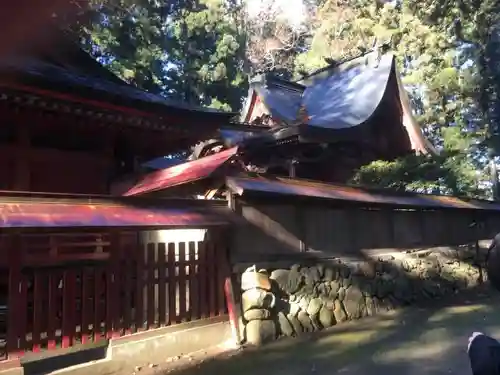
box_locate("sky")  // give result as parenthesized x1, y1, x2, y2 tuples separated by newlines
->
(245, 0, 307, 29)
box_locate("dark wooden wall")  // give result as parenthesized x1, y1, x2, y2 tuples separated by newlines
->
(0, 145, 111, 194)
(230, 197, 500, 263)
(0, 108, 113, 194)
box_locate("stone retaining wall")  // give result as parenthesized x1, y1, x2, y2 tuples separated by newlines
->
(237, 246, 488, 346)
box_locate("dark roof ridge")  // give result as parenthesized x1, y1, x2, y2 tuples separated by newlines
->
(250, 73, 305, 92)
(0, 25, 238, 117)
(248, 50, 381, 92)
(295, 50, 377, 83)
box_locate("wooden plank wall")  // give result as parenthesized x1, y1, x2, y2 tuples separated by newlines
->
(230, 198, 498, 263)
(0, 145, 111, 194)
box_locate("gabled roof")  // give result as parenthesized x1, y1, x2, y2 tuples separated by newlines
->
(247, 74, 305, 125)
(123, 147, 239, 196)
(241, 51, 435, 155)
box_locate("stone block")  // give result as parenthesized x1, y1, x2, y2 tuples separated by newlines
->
(319, 306, 335, 328)
(277, 312, 294, 337)
(243, 309, 271, 321)
(241, 289, 276, 312)
(306, 298, 323, 316)
(297, 311, 314, 332)
(245, 320, 276, 346)
(241, 271, 271, 291)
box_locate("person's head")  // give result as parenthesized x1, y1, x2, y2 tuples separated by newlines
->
(468, 332, 500, 375)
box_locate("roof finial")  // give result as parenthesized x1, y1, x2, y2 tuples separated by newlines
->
(369, 37, 383, 68)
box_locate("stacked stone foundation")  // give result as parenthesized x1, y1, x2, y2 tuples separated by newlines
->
(237, 246, 488, 346)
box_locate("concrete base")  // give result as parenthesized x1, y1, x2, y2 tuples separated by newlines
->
(22, 342, 108, 375)
(110, 315, 232, 369)
(2, 316, 232, 375)
(0, 359, 23, 375)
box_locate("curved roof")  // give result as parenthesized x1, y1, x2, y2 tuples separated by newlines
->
(243, 53, 395, 127)
(253, 80, 303, 123)
(242, 52, 435, 155)
(301, 53, 393, 129)
(0, 28, 237, 121)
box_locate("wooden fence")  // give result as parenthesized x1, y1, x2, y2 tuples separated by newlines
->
(230, 198, 500, 263)
(0, 229, 229, 361)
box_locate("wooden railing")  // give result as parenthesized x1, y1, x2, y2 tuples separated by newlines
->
(0, 230, 229, 361)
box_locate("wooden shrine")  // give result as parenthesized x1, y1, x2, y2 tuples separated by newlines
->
(0, 27, 235, 194)
(124, 50, 436, 198)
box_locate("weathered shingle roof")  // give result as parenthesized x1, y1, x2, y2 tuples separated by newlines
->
(0, 29, 237, 120)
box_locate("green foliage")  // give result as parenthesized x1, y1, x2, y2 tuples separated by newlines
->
(295, 0, 500, 198)
(350, 127, 486, 198)
(75, 0, 247, 111)
(67, 0, 500, 198)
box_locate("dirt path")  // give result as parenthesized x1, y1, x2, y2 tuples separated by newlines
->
(145, 290, 500, 375)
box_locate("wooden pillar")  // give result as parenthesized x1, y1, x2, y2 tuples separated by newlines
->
(106, 230, 121, 338)
(14, 125, 30, 191)
(105, 128, 117, 194)
(288, 159, 297, 178)
(6, 233, 24, 359)
(295, 205, 307, 252)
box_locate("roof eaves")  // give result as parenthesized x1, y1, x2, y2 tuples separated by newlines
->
(266, 76, 305, 92)
(250, 73, 305, 93)
(226, 176, 500, 212)
(1, 30, 238, 119)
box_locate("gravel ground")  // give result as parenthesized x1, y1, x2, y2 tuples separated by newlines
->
(129, 289, 500, 375)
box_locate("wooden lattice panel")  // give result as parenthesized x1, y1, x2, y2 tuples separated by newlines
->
(20, 232, 112, 267)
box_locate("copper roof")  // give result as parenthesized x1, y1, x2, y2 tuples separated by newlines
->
(227, 176, 500, 211)
(0, 192, 230, 229)
(124, 147, 239, 196)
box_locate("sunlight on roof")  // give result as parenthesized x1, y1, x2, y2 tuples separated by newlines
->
(157, 160, 194, 179)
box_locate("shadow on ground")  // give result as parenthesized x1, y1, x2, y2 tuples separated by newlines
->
(161, 289, 500, 375)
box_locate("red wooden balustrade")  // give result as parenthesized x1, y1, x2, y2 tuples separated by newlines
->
(0, 230, 229, 361)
